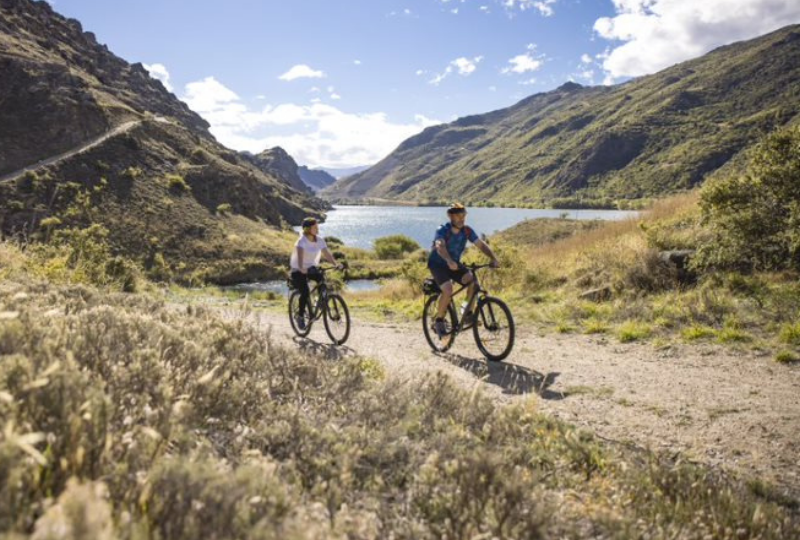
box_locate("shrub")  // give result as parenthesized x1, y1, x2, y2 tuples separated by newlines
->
(617, 320, 652, 343)
(779, 322, 800, 347)
(39, 216, 62, 229)
(694, 126, 800, 272)
(681, 325, 715, 341)
(165, 174, 191, 194)
(374, 234, 420, 259)
(215, 203, 233, 216)
(775, 350, 800, 364)
(122, 166, 143, 180)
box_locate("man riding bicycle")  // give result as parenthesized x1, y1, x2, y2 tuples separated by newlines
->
(428, 203, 499, 338)
(290, 217, 341, 330)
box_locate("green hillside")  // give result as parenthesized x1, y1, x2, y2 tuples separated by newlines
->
(0, 0, 326, 284)
(325, 25, 800, 206)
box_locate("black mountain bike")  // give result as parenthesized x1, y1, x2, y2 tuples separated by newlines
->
(422, 263, 515, 361)
(288, 265, 351, 345)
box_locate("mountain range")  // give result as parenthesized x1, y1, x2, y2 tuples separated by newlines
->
(324, 25, 800, 206)
(0, 0, 326, 282)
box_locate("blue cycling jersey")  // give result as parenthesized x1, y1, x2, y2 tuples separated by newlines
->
(428, 223, 479, 268)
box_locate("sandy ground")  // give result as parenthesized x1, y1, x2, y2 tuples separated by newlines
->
(217, 304, 800, 499)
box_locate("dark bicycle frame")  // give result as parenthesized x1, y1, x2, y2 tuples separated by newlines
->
(298, 265, 338, 321)
(436, 263, 494, 335)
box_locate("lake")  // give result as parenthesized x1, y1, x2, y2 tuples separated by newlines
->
(311, 205, 637, 249)
(225, 279, 382, 297)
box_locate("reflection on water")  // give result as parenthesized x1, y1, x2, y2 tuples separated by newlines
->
(344, 279, 382, 293)
(308, 205, 637, 249)
(224, 279, 382, 297)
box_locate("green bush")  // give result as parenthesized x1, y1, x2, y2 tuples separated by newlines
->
(165, 174, 191, 194)
(374, 234, 420, 259)
(779, 321, 800, 347)
(775, 350, 800, 364)
(215, 203, 233, 216)
(695, 126, 800, 272)
(122, 166, 143, 180)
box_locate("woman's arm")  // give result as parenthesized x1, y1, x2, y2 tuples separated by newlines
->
(322, 248, 339, 267)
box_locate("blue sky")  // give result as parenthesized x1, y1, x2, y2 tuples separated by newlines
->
(51, 0, 800, 169)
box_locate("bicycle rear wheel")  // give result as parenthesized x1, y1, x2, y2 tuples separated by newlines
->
(422, 294, 457, 353)
(323, 293, 351, 345)
(472, 296, 514, 361)
(288, 291, 312, 337)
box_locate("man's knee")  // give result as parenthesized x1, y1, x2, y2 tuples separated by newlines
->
(461, 272, 474, 285)
(440, 282, 454, 296)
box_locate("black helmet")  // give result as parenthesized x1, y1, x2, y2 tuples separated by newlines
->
(301, 217, 318, 229)
(446, 202, 466, 215)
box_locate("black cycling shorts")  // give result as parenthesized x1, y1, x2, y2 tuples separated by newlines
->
(429, 264, 471, 286)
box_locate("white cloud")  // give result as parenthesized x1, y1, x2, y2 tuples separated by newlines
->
(594, 0, 800, 78)
(181, 76, 440, 168)
(520, 78, 538, 85)
(581, 53, 593, 64)
(502, 53, 543, 74)
(278, 64, 325, 81)
(415, 69, 426, 76)
(183, 76, 240, 113)
(330, 93, 342, 100)
(143, 63, 173, 92)
(353, 59, 362, 65)
(500, 0, 557, 16)
(430, 56, 483, 85)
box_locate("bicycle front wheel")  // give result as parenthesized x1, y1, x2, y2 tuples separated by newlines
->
(288, 291, 312, 337)
(422, 294, 457, 353)
(473, 296, 515, 361)
(323, 294, 351, 345)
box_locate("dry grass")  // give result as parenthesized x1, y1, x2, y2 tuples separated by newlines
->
(0, 276, 797, 539)
(1, 241, 798, 538)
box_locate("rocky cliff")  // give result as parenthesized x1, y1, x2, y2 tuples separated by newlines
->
(0, 0, 326, 282)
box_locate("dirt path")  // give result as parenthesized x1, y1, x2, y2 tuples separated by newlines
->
(0, 120, 141, 184)
(218, 305, 800, 499)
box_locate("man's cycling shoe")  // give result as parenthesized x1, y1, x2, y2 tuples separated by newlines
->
(295, 316, 306, 330)
(433, 318, 448, 339)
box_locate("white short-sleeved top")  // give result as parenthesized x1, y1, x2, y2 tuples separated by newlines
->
(290, 235, 327, 271)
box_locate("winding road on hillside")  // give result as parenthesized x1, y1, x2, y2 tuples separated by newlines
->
(217, 306, 800, 500)
(0, 120, 142, 184)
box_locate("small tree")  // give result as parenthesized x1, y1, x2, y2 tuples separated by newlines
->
(695, 126, 800, 272)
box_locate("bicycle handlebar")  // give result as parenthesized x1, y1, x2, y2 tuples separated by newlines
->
(464, 263, 496, 271)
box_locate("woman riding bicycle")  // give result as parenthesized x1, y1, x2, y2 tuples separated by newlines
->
(428, 203, 499, 338)
(290, 217, 340, 330)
